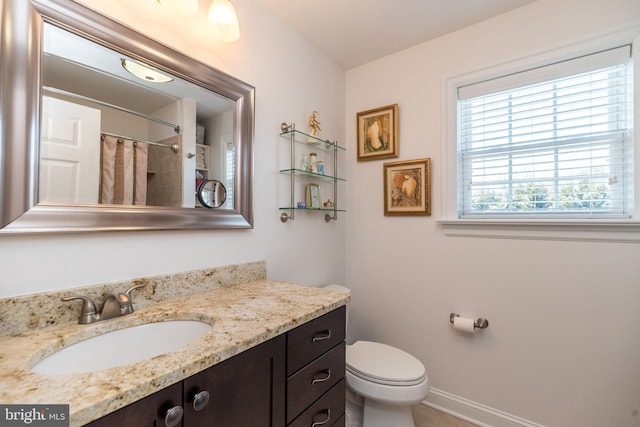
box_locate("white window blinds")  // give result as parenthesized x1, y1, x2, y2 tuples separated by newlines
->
(457, 45, 633, 218)
(225, 139, 235, 208)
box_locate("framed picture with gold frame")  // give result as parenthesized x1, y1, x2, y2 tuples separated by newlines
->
(356, 104, 398, 161)
(383, 158, 431, 216)
(306, 183, 321, 209)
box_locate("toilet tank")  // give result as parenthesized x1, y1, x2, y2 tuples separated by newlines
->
(322, 284, 351, 330)
(323, 284, 350, 294)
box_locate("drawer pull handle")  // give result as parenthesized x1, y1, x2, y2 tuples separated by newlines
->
(311, 409, 331, 427)
(311, 369, 332, 385)
(312, 330, 332, 343)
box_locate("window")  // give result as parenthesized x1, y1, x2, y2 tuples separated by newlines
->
(456, 45, 633, 219)
(224, 135, 235, 209)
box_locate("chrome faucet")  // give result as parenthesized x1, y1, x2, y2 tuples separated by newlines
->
(62, 284, 146, 324)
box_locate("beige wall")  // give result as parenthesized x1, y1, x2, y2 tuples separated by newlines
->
(345, 0, 640, 426)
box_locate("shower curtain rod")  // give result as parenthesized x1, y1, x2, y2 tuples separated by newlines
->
(44, 86, 181, 134)
(101, 131, 180, 153)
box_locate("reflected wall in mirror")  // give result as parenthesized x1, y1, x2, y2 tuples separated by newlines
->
(0, 0, 254, 233)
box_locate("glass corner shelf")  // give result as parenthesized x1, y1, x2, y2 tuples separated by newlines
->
(279, 121, 345, 223)
(280, 129, 346, 151)
(279, 168, 346, 182)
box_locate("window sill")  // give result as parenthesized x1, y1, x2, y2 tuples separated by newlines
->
(438, 219, 640, 243)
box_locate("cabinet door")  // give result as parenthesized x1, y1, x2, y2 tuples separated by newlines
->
(183, 334, 286, 427)
(84, 381, 183, 427)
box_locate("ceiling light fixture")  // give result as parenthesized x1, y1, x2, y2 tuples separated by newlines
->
(156, 0, 199, 15)
(208, 0, 240, 42)
(121, 59, 174, 83)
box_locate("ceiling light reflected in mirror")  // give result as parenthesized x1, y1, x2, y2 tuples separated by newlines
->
(121, 59, 174, 83)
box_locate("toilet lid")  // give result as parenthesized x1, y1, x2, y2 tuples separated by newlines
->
(346, 341, 426, 386)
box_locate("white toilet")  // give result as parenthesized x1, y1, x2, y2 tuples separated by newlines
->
(323, 285, 429, 427)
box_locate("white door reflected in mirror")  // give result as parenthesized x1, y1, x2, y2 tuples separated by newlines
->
(40, 97, 101, 204)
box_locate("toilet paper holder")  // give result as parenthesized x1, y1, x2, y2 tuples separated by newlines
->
(449, 313, 489, 329)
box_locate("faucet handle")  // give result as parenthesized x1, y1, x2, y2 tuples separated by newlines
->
(124, 284, 146, 299)
(118, 284, 146, 315)
(61, 295, 99, 324)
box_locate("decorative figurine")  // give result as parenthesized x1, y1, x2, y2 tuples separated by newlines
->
(309, 111, 322, 137)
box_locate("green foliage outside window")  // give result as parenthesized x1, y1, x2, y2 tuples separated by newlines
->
(471, 180, 609, 212)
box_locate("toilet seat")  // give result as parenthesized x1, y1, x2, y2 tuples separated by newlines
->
(346, 341, 426, 386)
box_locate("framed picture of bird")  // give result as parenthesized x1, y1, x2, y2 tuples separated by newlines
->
(383, 158, 431, 216)
(356, 104, 398, 161)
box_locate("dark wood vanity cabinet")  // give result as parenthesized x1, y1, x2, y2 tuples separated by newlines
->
(83, 307, 345, 427)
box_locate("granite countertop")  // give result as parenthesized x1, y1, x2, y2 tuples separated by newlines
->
(0, 280, 349, 426)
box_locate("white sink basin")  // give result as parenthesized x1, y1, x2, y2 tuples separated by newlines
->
(31, 320, 212, 375)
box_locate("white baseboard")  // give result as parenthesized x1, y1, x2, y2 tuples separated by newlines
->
(422, 388, 545, 427)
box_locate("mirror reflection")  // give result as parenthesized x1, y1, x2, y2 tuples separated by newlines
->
(41, 23, 236, 209)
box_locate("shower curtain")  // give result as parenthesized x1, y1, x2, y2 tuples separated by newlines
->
(99, 134, 148, 205)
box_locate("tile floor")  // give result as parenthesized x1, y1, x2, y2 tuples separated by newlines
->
(412, 404, 479, 427)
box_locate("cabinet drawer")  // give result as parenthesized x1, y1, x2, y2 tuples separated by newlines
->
(287, 306, 346, 375)
(287, 342, 345, 423)
(288, 379, 345, 427)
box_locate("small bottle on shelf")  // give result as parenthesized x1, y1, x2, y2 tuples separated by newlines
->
(309, 152, 318, 173)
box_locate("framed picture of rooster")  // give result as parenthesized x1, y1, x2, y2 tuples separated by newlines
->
(383, 158, 431, 216)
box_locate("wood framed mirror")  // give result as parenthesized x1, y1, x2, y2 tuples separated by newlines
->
(0, 0, 254, 234)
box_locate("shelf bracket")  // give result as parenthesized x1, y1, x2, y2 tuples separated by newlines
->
(281, 212, 293, 223)
(324, 140, 339, 222)
(281, 122, 295, 223)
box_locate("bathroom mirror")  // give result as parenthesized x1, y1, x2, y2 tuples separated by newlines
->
(0, 0, 254, 233)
